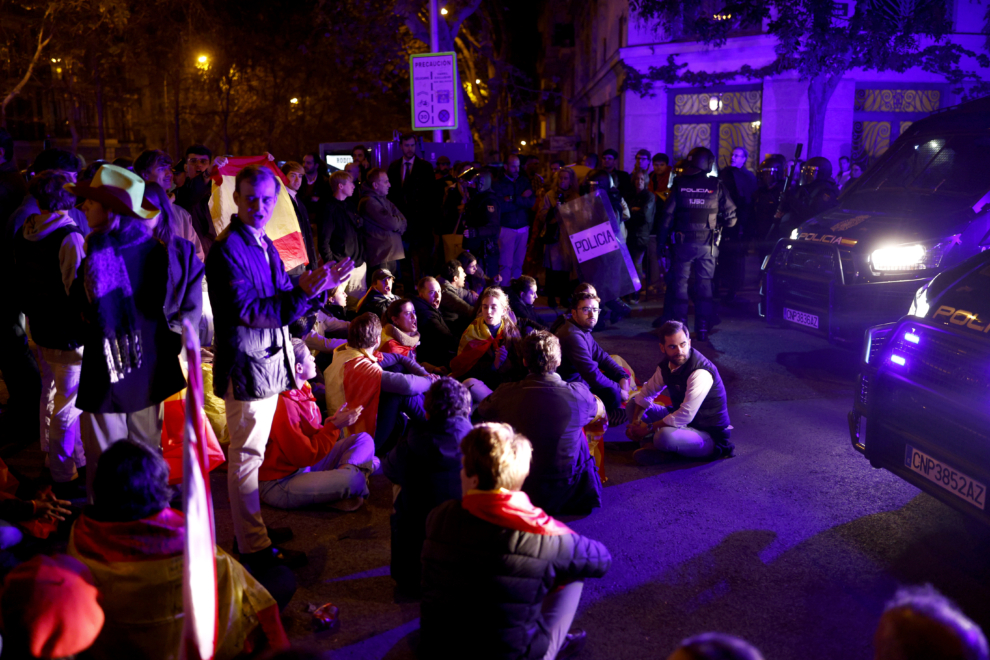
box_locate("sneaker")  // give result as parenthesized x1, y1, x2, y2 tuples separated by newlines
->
(329, 496, 366, 512)
(556, 629, 587, 659)
(239, 544, 308, 570)
(633, 447, 670, 466)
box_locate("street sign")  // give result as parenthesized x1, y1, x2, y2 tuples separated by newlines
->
(548, 135, 578, 151)
(410, 52, 458, 131)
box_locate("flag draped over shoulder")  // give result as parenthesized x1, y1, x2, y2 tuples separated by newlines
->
(208, 156, 309, 272)
(450, 316, 504, 379)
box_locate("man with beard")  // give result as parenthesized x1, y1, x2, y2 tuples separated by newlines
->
(625, 320, 733, 463)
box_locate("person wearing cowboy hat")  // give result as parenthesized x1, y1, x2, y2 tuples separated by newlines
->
(67, 164, 194, 501)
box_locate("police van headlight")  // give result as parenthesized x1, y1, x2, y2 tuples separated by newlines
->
(869, 237, 955, 273)
(908, 282, 931, 318)
(789, 228, 800, 240)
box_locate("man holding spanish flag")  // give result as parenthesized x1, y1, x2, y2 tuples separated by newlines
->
(207, 163, 354, 571)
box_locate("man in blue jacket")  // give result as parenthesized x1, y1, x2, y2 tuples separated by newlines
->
(207, 164, 353, 571)
(491, 155, 535, 282)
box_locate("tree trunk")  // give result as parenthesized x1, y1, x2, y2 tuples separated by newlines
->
(806, 73, 842, 158)
(95, 67, 106, 160)
(173, 71, 181, 157)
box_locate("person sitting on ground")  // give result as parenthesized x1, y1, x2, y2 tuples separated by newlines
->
(626, 320, 733, 463)
(355, 267, 397, 319)
(420, 422, 612, 659)
(437, 259, 476, 337)
(258, 339, 376, 513)
(380, 297, 444, 373)
(296, 285, 350, 365)
(457, 250, 487, 298)
(69, 440, 291, 659)
(555, 290, 630, 422)
(324, 312, 433, 452)
(0, 459, 72, 551)
(667, 633, 765, 660)
(476, 330, 602, 516)
(0, 554, 104, 660)
(549, 281, 596, 334)
(874, 584, 989, 660)
(507, 275, 546, 334)
(382, 377, 474, 596)
(411, 276, 458, 370)
(450, 286, 523, 391)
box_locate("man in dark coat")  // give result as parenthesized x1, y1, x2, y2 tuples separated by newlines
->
(382, 377, 473, 596)
(476, 331, 602, 515)
(421, 422, 611, 659)
(436, 259, 475, 338)
(626, 169, 656, 303)
(626, 320, 733, 464)
(298, 152, 334, 221)
(359, 168, 407, 277)
(387, 133, 436, 283)
(716, 147, 758, 303)
(602, 148, 634, 206)
(411, 277, 458, 369)
(555, 291, 630, 419)
(355, 268, 397, 319)
(207, 164, 353, 571)
(172, 144, 221, 257)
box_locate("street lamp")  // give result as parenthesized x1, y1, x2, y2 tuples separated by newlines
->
(520, 140, 527, 146)
(440, 7, 448, 14)
(476, 79, 482, 84)
(196, 54, 209, 71)
(290, 97, 299, 104)
(708, 95, 721, 112)
(197, 55, 208, 64)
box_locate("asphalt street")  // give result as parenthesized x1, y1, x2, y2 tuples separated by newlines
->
(206, 292, 990, 659)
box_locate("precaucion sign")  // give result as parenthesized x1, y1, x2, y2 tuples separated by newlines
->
(569, 221, 621, 263)
(410, 52, 458, 131)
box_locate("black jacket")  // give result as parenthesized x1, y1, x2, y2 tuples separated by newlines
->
(318, 196, 365, 267)
(355, 288, 396, 320)
(382, 415, 473, 594)
(421, 498, 612, 659)
(387, 156, 436, 242)
(507, 289, 546, 334)
(491, 174, 535, 230)
(555, 319, 627, 401)
(606, 168, 635, 206)
(626, 188, 656, 244)
(411, 295, 457, 368)
(661, 170, 737, 244)
(206, 217, 320, 401)
(174, 174, 217, 257)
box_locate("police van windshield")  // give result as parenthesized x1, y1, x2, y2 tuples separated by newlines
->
(857, 135, 990, 197)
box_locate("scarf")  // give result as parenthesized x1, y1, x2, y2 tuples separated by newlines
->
(82, 221, 151, 383)
(381, 323, 420, 357)
(462, 490, 573, 536)
(450, 316, 504, 378)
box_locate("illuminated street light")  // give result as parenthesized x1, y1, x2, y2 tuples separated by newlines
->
(708, 95, 721, 112)
(440, 7, 448, 14)
(290, 97, 299, 104)
(520, 140, 527, 146)
(197, 55, 208, 64)
(476, 78, 482, 84)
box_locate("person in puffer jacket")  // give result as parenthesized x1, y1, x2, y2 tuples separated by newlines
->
(421, 422, 611, 660)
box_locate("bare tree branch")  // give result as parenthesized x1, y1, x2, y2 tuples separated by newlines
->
(1, 5, 55, 126)
(450, 0, 484, 36)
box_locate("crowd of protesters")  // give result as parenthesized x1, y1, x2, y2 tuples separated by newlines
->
(0, 126, 979, 660)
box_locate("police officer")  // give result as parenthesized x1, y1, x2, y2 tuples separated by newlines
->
(653, 147, 736, 340)
(779, 156, 840, 234)
(753, 154, 787, 256)
(461, 168, 502, 281)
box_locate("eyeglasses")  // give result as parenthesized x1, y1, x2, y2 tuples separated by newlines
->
(579, 307, 601, 314)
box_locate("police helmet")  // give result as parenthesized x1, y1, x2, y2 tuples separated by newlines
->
(757, 154, 787, 188)
(800, 156, 832, 186)
(687, 147, 715, 174)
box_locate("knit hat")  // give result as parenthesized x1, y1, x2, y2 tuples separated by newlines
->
(1, 554, 105, 658)
(65, 163, 160, 220)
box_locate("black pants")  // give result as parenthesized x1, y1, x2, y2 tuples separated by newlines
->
(374, 391, 427, 454)
(0, 311, 41, 446)
(672, 242, 718, 329)
(714, 225, 745, 298)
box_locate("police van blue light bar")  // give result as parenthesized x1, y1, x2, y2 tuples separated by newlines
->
(904, 332, 920, 344)
(890, 354, 907, 366)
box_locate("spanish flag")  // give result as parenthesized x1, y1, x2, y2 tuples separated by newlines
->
(209, 155, 309, 272)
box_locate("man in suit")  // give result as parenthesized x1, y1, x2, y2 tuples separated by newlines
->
(387, 133, 436, 284)
(602, 148, 634, 207)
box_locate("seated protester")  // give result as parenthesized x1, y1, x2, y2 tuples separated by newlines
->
(382, 377, 473, 596)
(355, 267, 397, 319)
(457, 250, 487, 299)
(69, 440, 291, 659)
(0, 554, 104, 660)
(668, 633, 766, 660)
(0, 464, 72, 550)
(411, 276, 459, 370)
(420, 423, 612, 660)
(507, 275, 546, 334)
(625, 320, 733, 463)
(874, 585, 989, 660)
(324, 312, 432, 452)
(380, 297, 421, 358)
(548, 281, 596, 334)
(437, 259, 476, 338)
(450, 287, 523, 391)
(555, 290, 631, 420)
(476, 331, 602, 516)
(295, 286, 350, 370)
(12, 171, 88, 495)
(258, 339, 376, 512)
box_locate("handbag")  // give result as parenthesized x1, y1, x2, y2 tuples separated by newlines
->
(441, 213, 464, 262)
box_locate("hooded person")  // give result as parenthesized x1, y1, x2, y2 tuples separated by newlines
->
(66, 164, 190, 501)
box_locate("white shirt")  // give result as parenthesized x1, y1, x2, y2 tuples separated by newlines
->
(242, 222, 270, 265)
(632, 357, 714, 428)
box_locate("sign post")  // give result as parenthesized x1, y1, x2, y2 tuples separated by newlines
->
(410, 52, 459, 133)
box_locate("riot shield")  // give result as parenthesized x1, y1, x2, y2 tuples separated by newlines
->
(557, 189, 640, 301)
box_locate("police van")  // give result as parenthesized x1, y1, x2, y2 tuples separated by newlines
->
(760, 96, 990, 346)
(849, 247, 990, 523)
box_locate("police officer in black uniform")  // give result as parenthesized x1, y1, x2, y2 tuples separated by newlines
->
(653, 147, 736, 340)
(462, 168, 502, 281)
(753, 154, 787, 257)
(778, 156, 840, 235)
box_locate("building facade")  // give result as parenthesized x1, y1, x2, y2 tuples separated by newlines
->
(536, 0, 990, 174)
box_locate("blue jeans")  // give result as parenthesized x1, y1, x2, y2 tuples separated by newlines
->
(259, 432, 375, 509)
(641, 404, 715, 458)
(541, 581, 585, 660)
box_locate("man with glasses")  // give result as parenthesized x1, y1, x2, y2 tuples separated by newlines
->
(555, 290, 631, 423)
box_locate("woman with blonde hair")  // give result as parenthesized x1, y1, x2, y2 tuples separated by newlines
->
(449, 286, 522, 390)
